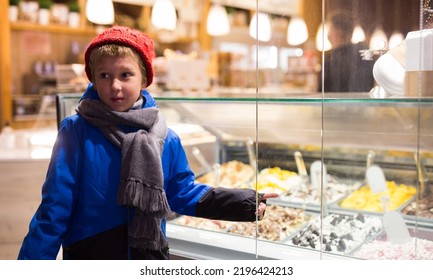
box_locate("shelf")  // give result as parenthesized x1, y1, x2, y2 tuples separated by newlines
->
(153, 91, 433, 107)
(56, 91, 433, 106)
(13, 114, 56, 122)
(10, 21, 96, 36)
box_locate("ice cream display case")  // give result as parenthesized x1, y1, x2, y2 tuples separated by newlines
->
(153, 93, 433, 260)
(56, 91, 433, 260)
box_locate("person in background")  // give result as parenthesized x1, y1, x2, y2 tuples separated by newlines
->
(319, 12, 375, 93)
(18, 26, 277, 260)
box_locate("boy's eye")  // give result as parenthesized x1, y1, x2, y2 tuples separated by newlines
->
(121, 72, 133, 78)
(99, 73, 110, 79)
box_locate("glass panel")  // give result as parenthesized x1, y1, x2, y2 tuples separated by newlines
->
(320, 0, 429, 261)
(151, 0, 430, 260)
(251, 0, 430, 260)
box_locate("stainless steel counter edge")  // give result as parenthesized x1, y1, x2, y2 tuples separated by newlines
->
(166, 223, 351, 260)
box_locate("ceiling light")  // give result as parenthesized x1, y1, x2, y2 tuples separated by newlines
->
(151, 0, 177, 31)
(388, 32, 404, 49)
(315, 23, 332, 51)
(207, 4, 230, 36)
(351, 25, 366, 43)
(369, 28, 388, 50)
(287, 16, 308, 45)
(86, 0, 114, 25)
(249, 12, 272, 42)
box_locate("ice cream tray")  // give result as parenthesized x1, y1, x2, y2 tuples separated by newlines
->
(169, 206, 318, 243)
(328, 190, 416, 217)
(282, 212, 384, 256)
(349, 226, 433, 259)
(400, 196, 433, 226)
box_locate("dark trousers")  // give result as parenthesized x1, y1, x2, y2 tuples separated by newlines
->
(63, 224, 169, 260)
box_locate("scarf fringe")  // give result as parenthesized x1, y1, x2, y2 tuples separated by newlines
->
(118, 179, 171, 250)
(118, 179, 171, 216)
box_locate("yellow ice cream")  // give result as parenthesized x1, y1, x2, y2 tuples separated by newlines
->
(339, 181, 416, 212)
(253, 167, 299, 193)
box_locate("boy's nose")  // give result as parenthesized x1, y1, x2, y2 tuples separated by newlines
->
(111, 78, 122, 91)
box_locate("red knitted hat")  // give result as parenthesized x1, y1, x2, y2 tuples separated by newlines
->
(84, 26, 155, 86)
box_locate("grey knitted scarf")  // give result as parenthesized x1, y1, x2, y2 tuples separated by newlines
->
(76, 98, 170, 251)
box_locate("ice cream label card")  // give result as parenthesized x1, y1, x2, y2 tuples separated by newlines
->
(310, 161, 329, 216)
(367, 165, 410, 244)
(382, 211, 411, 244)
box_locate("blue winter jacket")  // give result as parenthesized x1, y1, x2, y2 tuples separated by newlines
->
(18, 85, 211, 259)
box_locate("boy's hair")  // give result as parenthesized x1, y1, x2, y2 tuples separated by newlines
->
(84, 26, 155, 86)
(88, 44, 147, 85)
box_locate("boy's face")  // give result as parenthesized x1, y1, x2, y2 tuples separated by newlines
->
(93, 54, 146, 112)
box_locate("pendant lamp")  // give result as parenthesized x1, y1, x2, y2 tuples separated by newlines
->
(249, 12, 272, 42)
(388, 32, 404, 49)
(315, 23, 331, 51)
(151, 0, 177, 31)
(369, 1, 388, 50)
(351, 1, 366, 44)
(388, 0, 404, 49)
(86, 0, 114, 25)
(369, 28, 388, 50)
(287, 16, 309, 45)
(351, 25, 366, 43)
(207, 4, 230, 36)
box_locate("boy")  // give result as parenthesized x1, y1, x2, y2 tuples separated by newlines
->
(18, 26, 276, 260)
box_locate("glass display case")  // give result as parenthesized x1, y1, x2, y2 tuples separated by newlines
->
(157, 94, 433, 260)
(56, 91, 433, 260)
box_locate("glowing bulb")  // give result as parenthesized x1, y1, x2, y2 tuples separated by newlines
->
(249, 12, 272, 42)
(389, 32, 404, 49)
(151, 0, 177, 31)
(86, 0, 114, 25)
(315, 23, 332, 51)
(287, 17, 309, 45)
(207, 4, 230, 36)
(370, 28, 388, 50)
(352, 25, 366, 43)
